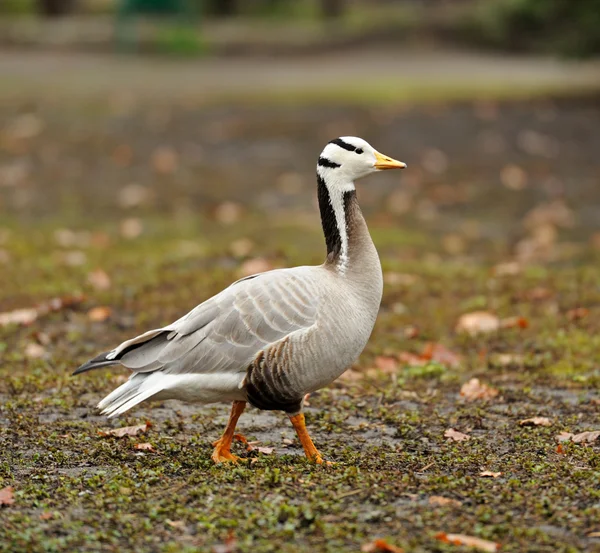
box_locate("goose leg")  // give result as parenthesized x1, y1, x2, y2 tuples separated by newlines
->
(288, 412, 329, 465)
(211, 400, 247, 464)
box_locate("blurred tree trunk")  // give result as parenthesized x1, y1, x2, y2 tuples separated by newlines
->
(37, 0, 76, 16)
(208, 0, 238, 16)
(321, 0, 344, 19)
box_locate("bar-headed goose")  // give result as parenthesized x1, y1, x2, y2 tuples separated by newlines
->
(75, 137, 406, 464)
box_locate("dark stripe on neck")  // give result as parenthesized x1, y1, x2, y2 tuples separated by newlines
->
(329, 138, 357, 152)
(317, 174, 356, 263)
(318, 157, 341, 169)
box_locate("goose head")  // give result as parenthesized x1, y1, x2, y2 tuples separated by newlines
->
(318, 136, 406, 184)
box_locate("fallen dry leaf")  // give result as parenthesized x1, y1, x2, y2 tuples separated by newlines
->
(587, 531, 600, 538)
(151, 146, 178, 174)
(403, 325, 419, 339)
(566, 307, 589, 321)
(120, 217, 143, 239)
(134, 443, 156, 452)
(500, 164, 528, 190)
(479, 470, 502, 478)
(39, 511, 53, 520)
(229, 238, 254, 258)
(256, 447, 274, 455)
(444, 428, 470, 442)
(456, 311, 500, 336)
(361, 538, 404, 553)
(435, 532, 500, 552)
(374, 355, 398, 373)
(0, 486, 15, 506)
(212, 531, 237, 553)
(492, 261, 521, 276)
(557, 431, 600, 444)
(99, 422, 151, 438)
(460, 378, 499, 402)
(239, 257, 273, 277)
(118, 183, 150, 208)
(24, 342, 46, 359)
(500, 316, 529, 330)
(429, 496, 462, 508)
(166, 519, 186, 529)
(215, 201, 243, 225)
(88, 306, 112, 322)
(397, 351, 427, 366)
(519, 417, 552, 427)
(0, 295, 84, 328)
(421, 342, 462, 369)
(87, 269, 111, 291)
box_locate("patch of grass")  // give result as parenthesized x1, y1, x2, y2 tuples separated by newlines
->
(1, 209, 599, 552)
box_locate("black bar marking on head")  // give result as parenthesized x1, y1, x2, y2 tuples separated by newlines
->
(318, 157, 341, 169)
(329, 138, 357, 153)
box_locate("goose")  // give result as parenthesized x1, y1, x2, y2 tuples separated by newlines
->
(74, 137, 406, 464)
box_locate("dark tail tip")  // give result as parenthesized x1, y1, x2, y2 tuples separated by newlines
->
(72, 351, 116, 376)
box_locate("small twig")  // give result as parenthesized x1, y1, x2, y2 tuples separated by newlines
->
(417, 461, 435, 473)
(336, 489, 364, 500)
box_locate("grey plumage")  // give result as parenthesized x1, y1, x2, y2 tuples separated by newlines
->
(75, 136, 404, 431)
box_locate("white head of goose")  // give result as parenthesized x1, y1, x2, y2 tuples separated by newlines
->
(74, 137, 406, 465)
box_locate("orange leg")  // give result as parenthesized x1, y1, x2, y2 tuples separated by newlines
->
(289, 412, 330, 465)
(211, 401, 247, 464)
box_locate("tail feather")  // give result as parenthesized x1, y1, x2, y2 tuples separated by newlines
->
(97, 373, 165, 418)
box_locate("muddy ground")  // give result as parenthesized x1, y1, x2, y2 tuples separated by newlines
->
(0, 84, 599, 552)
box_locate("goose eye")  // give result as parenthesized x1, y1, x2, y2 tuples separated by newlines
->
(355, 148, 363, 155)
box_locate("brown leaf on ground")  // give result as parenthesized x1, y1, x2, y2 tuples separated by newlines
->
(24, 342, 46, 359)
(455, 311, 500, 336)
(87, 269, 111, 291)
(500, 164, 528, 190)
(435, 532, 500, 552)
(0, 486, 15, 506)
(492, 261, 521, 276)
(39, 511, 53, 520)
(88, 306, 112, 322)
(120, 217, 144, 239)
(151, 146, 178, 174)
(374, 355, 398, 373)
(0, 294, 85, 328)
(214, 201, 243, 225)
(403, 325, 419, 339)
(566, 307, 589, 321)
(99, 422, 151, 438)
(165, 519, 186, 529)
(397, 351, 427, 366)
(134, 443, 156, 452)
(256, 447, 274, 455)
(500, 316, 529, 330)
(421, 343, 462, 368)
(460, 378, 499, 401)
(523, 286, 554, 301)
(361, 538, 404, 553)
(239, 257, 273, 278)
(557, 431, 600, 444)
(429, 496, 463, 508)
(519, 417, 552, 427)
(212, 531, 237, 553)
(444, 428, 470, 442)
(479, 470, 502, 478)
(490, 353, 524, 367)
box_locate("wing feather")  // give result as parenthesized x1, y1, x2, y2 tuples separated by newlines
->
(112, 268, 319, 377)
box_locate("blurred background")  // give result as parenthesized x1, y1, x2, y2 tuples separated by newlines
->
(0, 0, 599, 298)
